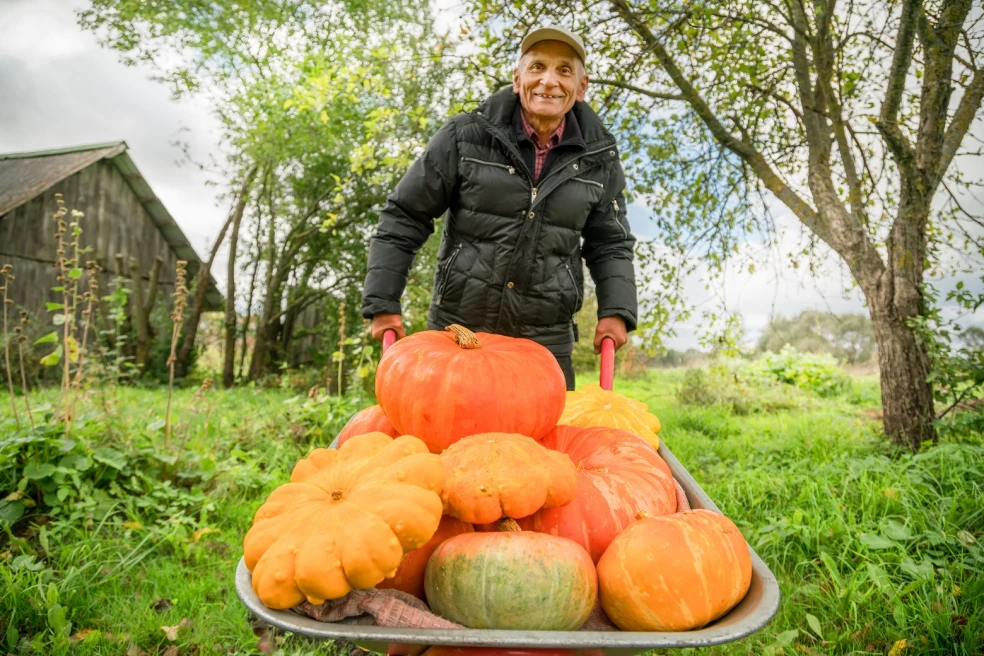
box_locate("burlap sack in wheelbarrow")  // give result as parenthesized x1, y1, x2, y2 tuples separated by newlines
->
(290, 480, 690, 631)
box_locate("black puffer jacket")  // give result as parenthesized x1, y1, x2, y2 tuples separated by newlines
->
(361, 88, 637, 355)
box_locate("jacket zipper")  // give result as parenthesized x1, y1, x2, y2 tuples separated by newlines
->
(461, 156, 515, 175)
(564, 262, 582, 308)
(612, 198, 629, 240)
(571, 176, 604, 189)
(436, 244, 462, 305)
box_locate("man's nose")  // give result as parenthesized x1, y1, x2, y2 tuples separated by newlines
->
(538, 68, 560, 87)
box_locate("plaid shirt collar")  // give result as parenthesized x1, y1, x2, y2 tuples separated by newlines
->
(519, 110, 566, 148)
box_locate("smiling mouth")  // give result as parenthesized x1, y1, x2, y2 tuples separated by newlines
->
(534, 93, 564, 100)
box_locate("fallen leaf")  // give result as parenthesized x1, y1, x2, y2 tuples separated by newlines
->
(257, 638, 275, 654)
(161, 618, 192, 642)
(162, 647, 179, 656)
(192, 527, 220, 542)
(70, 628, 99, 642)
(152, 598, 173, 613)
(122, 521, 143, 531)
(888, 639, 907, 656)
(882, 488, 899, 499)
(953, 585, 962, 597)
(126, 646, 149, 656)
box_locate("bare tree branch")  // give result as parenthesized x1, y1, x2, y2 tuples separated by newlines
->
(608, 0, 822, 231)
(593, 78, 684, 100)
(876, 0, 920, 173)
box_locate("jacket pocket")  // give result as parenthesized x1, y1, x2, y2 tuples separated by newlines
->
(461, 156, 516, 175)
(564, 262, 582, 313)
(436, 243, 462, 306)
(571, 176, 604, 190)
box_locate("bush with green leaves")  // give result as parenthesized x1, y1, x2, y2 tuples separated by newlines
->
(745, 346, 854, 398)
(677, 360, 807, 416)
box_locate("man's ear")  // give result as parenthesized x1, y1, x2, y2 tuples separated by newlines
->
(512, 67, 521, 93)
(576, 73, 589, 101)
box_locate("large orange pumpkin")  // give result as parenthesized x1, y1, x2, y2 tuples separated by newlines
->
(337, 404, 399, 447)
(559, 383, 662, 449)
(376, 515, 473, 599)
(375, 325, 566, 453)
(425, 519, 597, 630)
(244, 433, 444, 609)
(440, 433, 577, 524)
(499, 425, 677, 563)
(598, 509, 752, 631)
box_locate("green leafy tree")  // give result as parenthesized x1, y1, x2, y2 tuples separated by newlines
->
(78, 0, 465, 383)
(461, 0, 984, 449)
(758, 311, 875, 364)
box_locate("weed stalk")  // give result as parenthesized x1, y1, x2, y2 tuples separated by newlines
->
(69, 260, 100, 421)
(1, 264, 21, 428)
(15, 311, 35, 430)
(166, 261, 189, 447)
(336, 301, 346, 396)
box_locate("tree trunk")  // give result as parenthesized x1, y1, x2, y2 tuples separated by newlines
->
(238, 216, 262, 380)
(249, 205, 280, 381)
(222, 195, 245, 388)
(129, 254, 163, 370)
(869, 307, 936, 450)
(174, 167, 256, 379)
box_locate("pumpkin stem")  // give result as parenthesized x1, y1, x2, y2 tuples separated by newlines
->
(498, 518, 522, 532)
(445, 324, 481, 349)
(636, 510, 652, 520)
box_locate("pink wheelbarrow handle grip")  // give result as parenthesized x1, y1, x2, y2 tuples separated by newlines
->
(600, 337, 615, 391)
(382, 329, 397, 353)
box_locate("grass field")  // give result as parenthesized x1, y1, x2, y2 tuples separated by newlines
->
(1, 364, 982, 655)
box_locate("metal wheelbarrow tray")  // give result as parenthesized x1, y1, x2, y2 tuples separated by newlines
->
(235, 334, 781, 654)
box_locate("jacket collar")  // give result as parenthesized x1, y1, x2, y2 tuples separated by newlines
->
(475, 87, 615, 150)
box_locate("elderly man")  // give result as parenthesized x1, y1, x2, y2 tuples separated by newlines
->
(361, 26, 637, 390)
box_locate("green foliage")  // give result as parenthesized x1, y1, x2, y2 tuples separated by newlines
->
(757, 311, 876, 364)
(749, 346, 854, 397)
(677, 347, 853, 417)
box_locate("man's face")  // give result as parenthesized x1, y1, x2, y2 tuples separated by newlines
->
(513, 40, 588, 122)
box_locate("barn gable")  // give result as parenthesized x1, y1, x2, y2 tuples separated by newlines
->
(0, 141, 221, 312)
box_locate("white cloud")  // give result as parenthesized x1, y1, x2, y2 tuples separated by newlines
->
(0, 0, 229, 282)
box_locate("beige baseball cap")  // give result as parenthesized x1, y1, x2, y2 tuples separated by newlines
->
(520, 25, 586, 63)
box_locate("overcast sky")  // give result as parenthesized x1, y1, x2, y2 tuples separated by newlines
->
(1, 0, 979, 349)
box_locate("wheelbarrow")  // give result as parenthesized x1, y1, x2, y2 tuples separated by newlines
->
(235, 331, 781, 654)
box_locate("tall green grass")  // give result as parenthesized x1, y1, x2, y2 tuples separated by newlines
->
(1, 369, 982, 655)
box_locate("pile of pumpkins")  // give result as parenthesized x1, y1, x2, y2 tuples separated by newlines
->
(243, 325, 752, 633)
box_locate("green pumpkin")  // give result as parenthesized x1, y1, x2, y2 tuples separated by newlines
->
(423, 519, 597, 630)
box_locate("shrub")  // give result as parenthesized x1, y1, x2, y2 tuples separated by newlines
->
(747, 346, 853, 397)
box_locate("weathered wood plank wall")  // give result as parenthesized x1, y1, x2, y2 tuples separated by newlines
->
(0, 160, 183, 320)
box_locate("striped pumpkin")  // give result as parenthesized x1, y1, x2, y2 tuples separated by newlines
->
(492, 425, 677, 563)
(597, 509, 752, 631)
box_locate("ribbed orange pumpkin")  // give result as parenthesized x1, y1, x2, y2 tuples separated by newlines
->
(376, 515, 473, 599)
(337, 404, 398, 447)
(243, 433, 444, 609)
(375, 325, 566, 453)
(494, 425, 677, 563)
(598, 509, 752, 631)
(425, 519, 597, 630)
(559, 383, 662, 449)
(440, 433, 577, 524)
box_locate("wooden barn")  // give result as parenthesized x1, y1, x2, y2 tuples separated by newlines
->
(0, 141, 221, 322)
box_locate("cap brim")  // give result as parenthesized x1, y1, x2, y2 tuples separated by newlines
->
(520, 28, 586, 63)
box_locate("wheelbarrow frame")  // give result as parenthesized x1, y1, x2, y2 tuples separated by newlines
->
(236, 332, 781, 654)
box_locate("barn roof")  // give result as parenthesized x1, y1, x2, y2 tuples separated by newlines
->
(0, 141, 222, 308)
